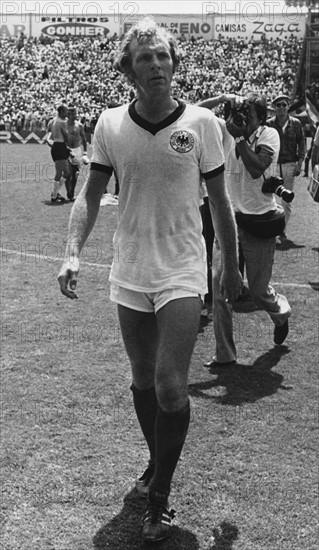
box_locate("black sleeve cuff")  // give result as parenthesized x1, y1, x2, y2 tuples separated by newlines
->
(202, 163, 225, 180)
(90, 162, 113, 175)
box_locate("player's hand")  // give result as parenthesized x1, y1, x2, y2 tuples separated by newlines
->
(220, 267, 243, 304)
(82, 154, 90, 165)
(294, 165, 301, 177)
(58, 258, 79, 299)
(47, 138, 53, 147)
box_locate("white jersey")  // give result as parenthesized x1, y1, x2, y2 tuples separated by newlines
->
(225, 125, 279, 214)
(92, 100, 224, 294)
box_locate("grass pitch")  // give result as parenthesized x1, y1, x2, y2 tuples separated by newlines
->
(1, 144, 318, 550)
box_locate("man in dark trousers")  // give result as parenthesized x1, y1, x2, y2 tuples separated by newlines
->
(268, 94, 305, 244)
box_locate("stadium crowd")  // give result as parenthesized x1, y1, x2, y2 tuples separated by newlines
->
(0, 31, 308, 132)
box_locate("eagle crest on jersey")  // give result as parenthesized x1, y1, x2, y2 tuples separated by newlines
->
(170, 131, 194, 153)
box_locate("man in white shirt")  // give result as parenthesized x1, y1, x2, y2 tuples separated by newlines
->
(205, 93, 291, 368)
(57, 19, 242, 543)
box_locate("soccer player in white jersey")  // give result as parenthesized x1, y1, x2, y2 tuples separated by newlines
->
(58, 19, 242, 543)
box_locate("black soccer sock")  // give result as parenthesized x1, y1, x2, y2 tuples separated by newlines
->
(149, 400, 190, 496)
(130, 384, 158, 462)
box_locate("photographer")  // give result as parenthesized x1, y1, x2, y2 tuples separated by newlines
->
(205, 93, 291, 367)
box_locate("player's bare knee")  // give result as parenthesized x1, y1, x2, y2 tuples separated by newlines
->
(156, 378, 188, 412)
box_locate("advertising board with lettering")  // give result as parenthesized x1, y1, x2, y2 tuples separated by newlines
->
(0, 12, 307, 40)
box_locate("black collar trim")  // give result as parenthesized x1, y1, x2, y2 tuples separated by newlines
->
(128, 99, 186, 135)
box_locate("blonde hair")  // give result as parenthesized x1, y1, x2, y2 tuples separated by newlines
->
(114, 18, 180, 83)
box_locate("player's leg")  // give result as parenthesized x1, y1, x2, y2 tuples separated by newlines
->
(140, 296, 201, 542)
(65, 164, 78, 201)
(51, 159, 66, 201)
(117, 304, 159, 486)
(148, 296, 201, 495)
(64, 160, 73, 200)
(62, 159, 70, 182)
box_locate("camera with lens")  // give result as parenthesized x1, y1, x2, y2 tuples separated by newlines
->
(224, 100, 250, 127)
(262, 176, 295, 203)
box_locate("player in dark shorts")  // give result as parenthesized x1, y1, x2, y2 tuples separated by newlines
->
(47, 105, 70, 202)
(51, 142, 69, 162)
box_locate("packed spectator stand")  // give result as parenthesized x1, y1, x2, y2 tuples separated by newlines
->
(0, 31, 307, 134)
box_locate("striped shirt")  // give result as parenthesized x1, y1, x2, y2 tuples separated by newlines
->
(268, 115, 305, 164)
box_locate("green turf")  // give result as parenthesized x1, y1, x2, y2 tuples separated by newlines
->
(1, 144, 318, 549)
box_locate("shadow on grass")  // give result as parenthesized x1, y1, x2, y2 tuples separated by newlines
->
(208, 521, 239, 549)
(308, 281, 319, 291)
(93, 488, 199, 550)
(42, 199, 69, 206)
(189, 347, 291, 405)
(275, 240, 305, 251)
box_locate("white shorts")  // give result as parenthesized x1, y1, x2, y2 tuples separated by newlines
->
(110, 283, 201, 314)
(69, 146, 82, 166)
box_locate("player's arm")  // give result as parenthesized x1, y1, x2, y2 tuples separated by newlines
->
(60, 120, 69, 145)
(297, 123, 306, 163)
(206, 171, 242, 303)
(79, 123, 89, 163)
(79, 124, 87, 153)
(58, 169, 111, 299)
(294, 123, 306, 176)
(46, 120, 53, 146)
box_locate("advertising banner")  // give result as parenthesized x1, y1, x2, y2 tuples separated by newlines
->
(213, 12, 306, 40)
(0, 12, 307, 40)
(0, 13, 120, 38)
(0, 130, 49, 144)
(122, 14, 214, 39)
(0, 13, 31, 38)
(31, 14, 119, 38)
